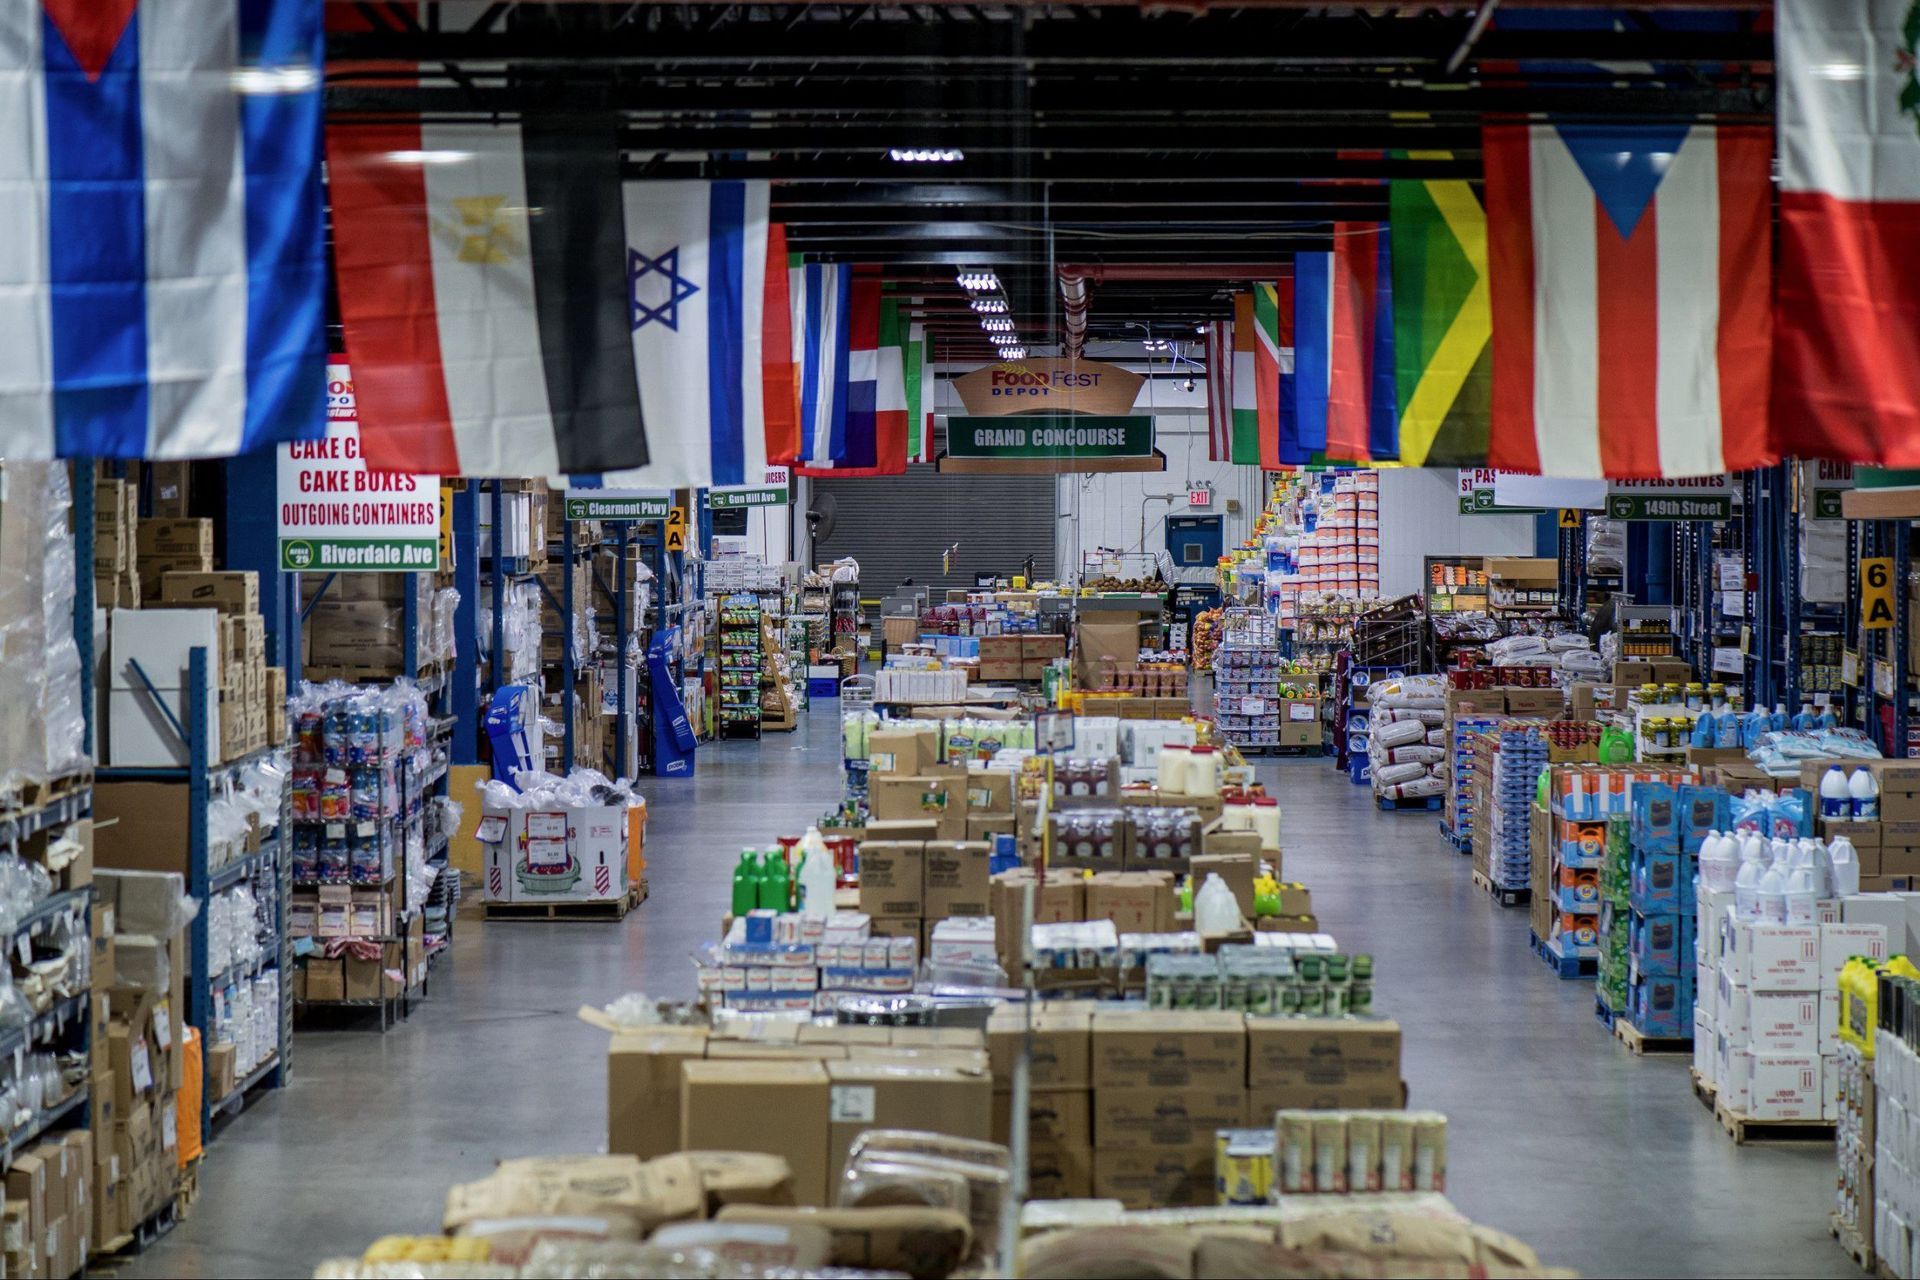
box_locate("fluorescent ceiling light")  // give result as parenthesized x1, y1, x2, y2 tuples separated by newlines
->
(971, 297, 1008, 314)
(889, 147, 964, 163)
(956, 271, 999, 293)
(981, 317, 1014, 332)
(996, 346, 1027, 360)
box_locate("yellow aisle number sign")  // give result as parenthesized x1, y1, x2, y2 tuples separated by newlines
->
(1558, 508, 1582, 529)
(1862, 556, 1895, 630)
(666, 505, 687, 554)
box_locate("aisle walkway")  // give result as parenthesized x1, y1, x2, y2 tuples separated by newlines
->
(127, 709, 1849, 1277)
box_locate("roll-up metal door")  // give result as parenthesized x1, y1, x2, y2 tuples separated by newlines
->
(810, 458, 1057, 601)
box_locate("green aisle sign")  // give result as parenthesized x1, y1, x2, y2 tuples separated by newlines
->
(1606, 494, 1732, 521)
(947, 415, 1153, 459)
(563, 491, 670, 520)
(707, 486, 789, 510)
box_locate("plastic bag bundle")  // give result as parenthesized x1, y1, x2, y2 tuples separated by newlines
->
(1382, 776, 1447, 800)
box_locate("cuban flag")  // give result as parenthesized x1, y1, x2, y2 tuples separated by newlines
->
(0, 0, 328, 459)
(1483, 123, 1773, 477)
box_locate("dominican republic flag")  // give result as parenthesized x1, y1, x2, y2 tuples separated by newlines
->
(1204, 317, 1233, 461)
(1773, 0, 1920, 464)
(580, 180, 783, 491)
(793, 262, 851, 464)
(1292, 226, 1397, 465)
(0, 0, 328, 459)
(328, 117, 645, 476)
(799, 282, 907, 477)
(1483, 123, 1772, 477)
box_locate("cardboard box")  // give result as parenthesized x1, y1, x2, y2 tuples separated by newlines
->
(964, 769, 1015, 815)
(922, 842, 991, 919)
(1093, 1086, 1245, 1150)
(206, 1042, 237, 1104)
(857, 842, 924, 918)
(824, 1060, 992, 1185)
(304, 958, 346, 1002)
(1092, 1144, 1215, 1209)
(1503, 687, 1565, 716)
(860, 818, 940, 844)
(608, 1027, 710, 1160)
(1199, 820, 1262, 861)
(6, 1152, 46, 1234)
(966, 814, 1016, 844)
(866, 728, 931, 777)
(1090, 1012, 1245, 1089)
(1245, 1018, 1402, 1092)
(1084, 871, 1175, 934)
(988, 1007, 1091, 1088)
(1027, 1142, 1094, 1200)
(157, 571, 258, 615)
(1076, 615, 1141, 688)
(868, 776, 964, 840)
(994, 1087, 1091, 1149)
(682, 1059, 831, 1207)
(302, 600, 405, 671)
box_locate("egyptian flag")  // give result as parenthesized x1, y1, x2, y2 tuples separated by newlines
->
(328, 117, 647, 476)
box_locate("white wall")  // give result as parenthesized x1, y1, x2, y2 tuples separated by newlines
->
(1376, 468, 1538, 598)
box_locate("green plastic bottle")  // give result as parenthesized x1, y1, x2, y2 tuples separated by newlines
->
(731, 850, 759, 916)
(1178, 876, 1194, 914)
(760, 847, 791, 911)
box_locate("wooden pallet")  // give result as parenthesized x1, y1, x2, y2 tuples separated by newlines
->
(1690, 1066, 1717, 1110)
(482, 889, 638, 922)
(3, 766, 93, 813)
(1831, 1211, 1874, 1273)
(1528, 929, 1597, 978)
(1471, 868, 1530, 907)
(1713, 1097, 1834, 1144)
(95, 1197, 180, 1261)
(1614, 1017, 1693, 1056)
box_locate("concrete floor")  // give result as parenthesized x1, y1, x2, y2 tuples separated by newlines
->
(125, 706, 1853, 1278)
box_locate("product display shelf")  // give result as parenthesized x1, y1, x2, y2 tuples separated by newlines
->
(293, 719, 432, 1034)
(716, 594, 764, 741)
(1211, 610, 1283, 751)
(96, 647, 290, 1138)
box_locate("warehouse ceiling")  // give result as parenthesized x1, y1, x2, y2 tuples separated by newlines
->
(326, 1, 1773, 362)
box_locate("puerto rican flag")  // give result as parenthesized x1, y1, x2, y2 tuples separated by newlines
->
(1483, 122, 1773, 477)
(1772, 0, 1920, 464)
(0, 0, 329, 459)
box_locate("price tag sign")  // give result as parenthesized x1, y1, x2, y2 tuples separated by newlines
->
(475, 814, 507, 844)
(1843, 650, 1861, 687)
(131, 1039, 154, 1091)
(151, 1002, 172, 1050)
(1876, 659, 1896, 699)
(1241, 696, 1268, 715)
(1036, 711, 1074, 754)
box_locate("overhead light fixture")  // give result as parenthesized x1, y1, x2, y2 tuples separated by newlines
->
(889, 147, 964, 163)
(1142, 338, 1173, 353)
(970, 297, 1007, 314)
(230, 63, 319, 95)
(996, 346, 1027, 360)
(956, 271, 999, 293)
(981, 317, 1014, 332)
(1195, 323, 1209, 335)
(1814, 62, 1865, 81)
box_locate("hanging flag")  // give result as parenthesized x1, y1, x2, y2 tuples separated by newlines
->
(1204, 318, 1234, 461)
(1483, 122, 1772, 478)
(762, 224, 801, 465)
(1773, 0, 1920, 463)
(799, 285, 907, 477)
(1292, 226, 1397, 464)
(794, 263, 851, 464)
(904, 315, 933, 464)
(1390, 178, 1491, 467)
(1229, 296, 1262, 465)
(329, 117, 645, 476)
(1253, 282, 1287, 470)
(0, 0, 328, 459)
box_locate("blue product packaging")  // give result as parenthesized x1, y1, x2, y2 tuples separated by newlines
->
(1631, 782, 1681, 855)
(1630, 848, 1686, 913)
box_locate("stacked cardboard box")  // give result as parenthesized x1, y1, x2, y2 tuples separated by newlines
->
(601, 1021, 992, 1207)
(91, 870, 187, 1243)
(156, 574, 268, 760)
(985, 1011, 1404, 1208)
(1802, 760, 1920, 889)
(135, 518, 213, 604)
(5, 1130, 93, 1278)
(92, 478, 140, 610)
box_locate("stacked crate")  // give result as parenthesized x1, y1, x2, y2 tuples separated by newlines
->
(136, 518, 213, 605)
(92, 478, 140, 609)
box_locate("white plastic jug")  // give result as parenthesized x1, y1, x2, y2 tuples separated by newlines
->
(1193, 873, 1240, 934)
(1822, 766, 1853, 819)
(1784, 864, 1818, 926)
(1756, 861, 1788, 925)
(1850, 768, 1880, 820)
(1700, 831, 1736, 893)
(1829, 836, 1860, 898)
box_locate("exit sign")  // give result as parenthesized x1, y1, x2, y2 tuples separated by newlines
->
(1188, 486, 1213, 508)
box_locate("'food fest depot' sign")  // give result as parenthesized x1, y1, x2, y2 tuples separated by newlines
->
(277, 365, 440, 572)
(952, 358, 1144, 417)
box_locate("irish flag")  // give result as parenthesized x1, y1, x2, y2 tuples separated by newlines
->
(1772, 0, 1920, 463)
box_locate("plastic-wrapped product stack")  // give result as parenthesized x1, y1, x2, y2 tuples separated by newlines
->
(1488, 727, 1547, 891)
(1365, 676, 1448, 804)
